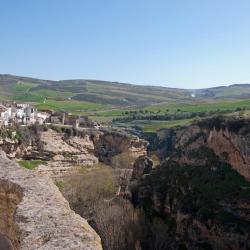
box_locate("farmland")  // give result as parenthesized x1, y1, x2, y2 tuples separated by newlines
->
(89, 99, 250, 122)
(1, 74, 250, 132)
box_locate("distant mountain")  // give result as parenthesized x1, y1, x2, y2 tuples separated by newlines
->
(0, 74, 250, 107)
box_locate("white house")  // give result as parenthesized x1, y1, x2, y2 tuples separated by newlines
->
(0, 105, 12, 126)
(37, 112, 49, 124)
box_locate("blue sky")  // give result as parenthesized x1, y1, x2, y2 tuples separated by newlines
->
(1, 0, 250, 88)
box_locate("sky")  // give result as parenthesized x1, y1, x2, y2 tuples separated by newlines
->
(0, 0, 250, 89)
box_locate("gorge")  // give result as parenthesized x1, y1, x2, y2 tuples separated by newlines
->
(0, 116, 250, 249)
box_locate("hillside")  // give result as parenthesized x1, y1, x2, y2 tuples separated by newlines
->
(196, 84, 250, 99)
(1, 74, 250, 124)
(0, 74, 193, 107)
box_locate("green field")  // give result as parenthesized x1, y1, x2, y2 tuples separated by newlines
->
(142, 99, 250, 113)
(141, 119, 194, 132)
(86, 99, 250, 123)
(115, 119, 194, 132)
(35, 100, 106, 112)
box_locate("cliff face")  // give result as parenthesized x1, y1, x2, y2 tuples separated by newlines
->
(94, 130, 148, 166)
(35, 129, 98, 177)
(132, 158, 250, 250)
(149, 117, 250, 180)
(93, 130, 148, 197)
(0, 127, 148, 179)
(174, 117, 250, 180)
(131, 117, 250, 250)
(0, 151, 102, 250)
(0, 128, 101, 178)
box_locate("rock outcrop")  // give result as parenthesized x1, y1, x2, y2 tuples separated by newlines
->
(94, 130, 148, 167)
(146, 117, 250, 180)
(0, 127, 149, 179)
(0, 151, 102, 250)
(36, 129, 98, 178)
(174, 117, 250, 180)
(117, 156, 153, 197)
(131, 156, 153, 181)
(92, 130, 149, 198)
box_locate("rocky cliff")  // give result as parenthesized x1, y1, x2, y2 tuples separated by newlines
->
(131, 155, 250, 250)
(131, 116, 250, 250)
(0, 126, 148, 179)
(0, 128, 99, 178)
(174, 117, 250, 180)
(145, 116, 250, 180)
(0, 151, 102, 250)
(94, 130, 148, 166)
(93, 130, 148, 197)
(36, 129, 98, 177)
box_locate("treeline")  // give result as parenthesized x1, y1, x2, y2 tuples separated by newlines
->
(113, 108, 244, 123)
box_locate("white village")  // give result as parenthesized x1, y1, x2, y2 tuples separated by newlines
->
(0, 101, 95, 128)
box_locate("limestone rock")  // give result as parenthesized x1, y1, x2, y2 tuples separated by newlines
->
(131, 156, 153, 181)
(0, 151, 102, 250)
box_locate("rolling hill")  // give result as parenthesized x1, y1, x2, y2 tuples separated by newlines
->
(0, 74, 194, 106)
(1, 74, 250, 113)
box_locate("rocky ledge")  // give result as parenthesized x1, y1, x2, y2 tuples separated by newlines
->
(0, 151, 102, 250)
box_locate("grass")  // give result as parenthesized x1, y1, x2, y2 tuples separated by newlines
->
(10, 81, 38, 93)
(31, 88, 74, 99)
(55, 180, 65, 190)
(84, 99, 250, 123)
(9, 81, 44, 102)
(114, 119, 194, 132)
(142, 119, 194, 132)
(35, 99, 106, 112)
(18, 160, 46, 170)
(143, 99, 250, 113)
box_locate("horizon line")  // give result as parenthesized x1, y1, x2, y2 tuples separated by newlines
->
(1, 73, 250, 90)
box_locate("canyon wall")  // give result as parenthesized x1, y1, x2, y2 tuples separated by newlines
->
(147, 117, 250, 180)
(0, 126, 148, 179)
(174, 117, 250, 180)
(94, 130, 148, 166)
(131, 117, 250, 249)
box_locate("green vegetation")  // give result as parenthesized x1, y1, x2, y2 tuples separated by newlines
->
(55, 180, 65, 190)
(2, 75, 250, 130)
(143, 99, 250, 113)
(115, 119, 194, 132)
(88, 99, 250, 118)
(85, 99, 250, 127)
(35, 99, 106, 112)
(136, 119, 194, 132)
(18, 160, 46, 170)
